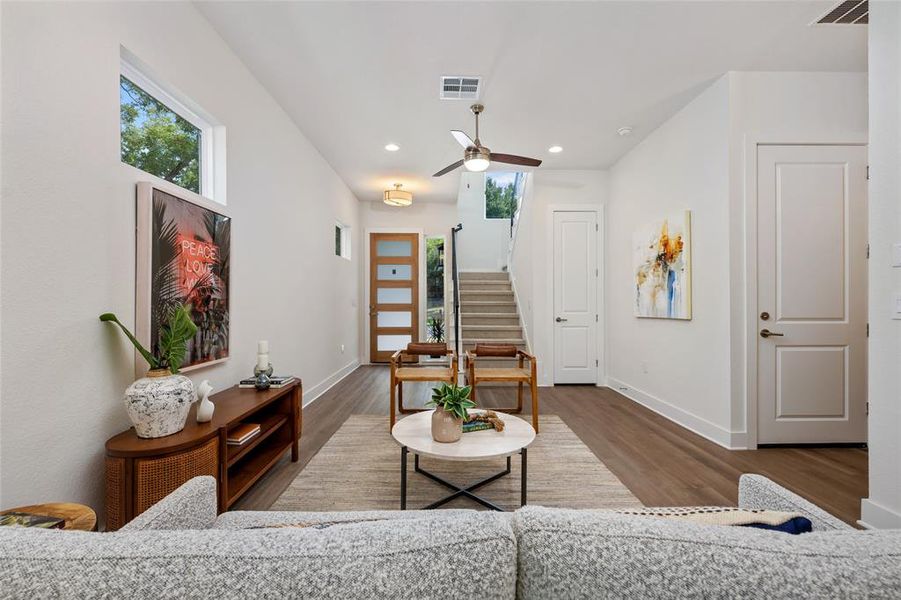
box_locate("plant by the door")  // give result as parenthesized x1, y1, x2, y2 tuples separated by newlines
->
(427, 383, 475, 443)
(100, 305, 199, 439)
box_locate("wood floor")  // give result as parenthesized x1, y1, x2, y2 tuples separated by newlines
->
(233, 365, 868, 526)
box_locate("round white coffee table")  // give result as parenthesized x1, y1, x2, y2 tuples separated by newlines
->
(391, 410, 536, 511)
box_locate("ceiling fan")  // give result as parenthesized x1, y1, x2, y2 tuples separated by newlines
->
(433, 104, 542, 177)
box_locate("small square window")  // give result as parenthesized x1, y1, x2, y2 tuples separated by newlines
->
(335, 222, 351, 260)
(485, 172, 524, 219)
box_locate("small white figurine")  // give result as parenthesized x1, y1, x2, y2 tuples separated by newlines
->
(195, 379, 215, 423)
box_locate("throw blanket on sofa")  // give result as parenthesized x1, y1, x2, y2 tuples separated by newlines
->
(616, 506, 812, 533)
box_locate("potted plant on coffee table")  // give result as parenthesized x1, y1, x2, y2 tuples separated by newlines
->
(100, 304, 199, 438)
(426, 383, 476, 443)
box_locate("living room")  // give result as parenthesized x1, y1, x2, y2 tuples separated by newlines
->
(1, 1, 899, 597)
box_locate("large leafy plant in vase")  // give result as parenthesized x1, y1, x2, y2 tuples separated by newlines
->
(427, 383, 476, 443)
(100, 304, 200, 438)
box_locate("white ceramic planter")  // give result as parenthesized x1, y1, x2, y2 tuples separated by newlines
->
(124, 369, 196, 438)
(431, 407, 463, 443)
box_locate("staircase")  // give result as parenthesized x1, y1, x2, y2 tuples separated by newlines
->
(457, 272, 527, 365)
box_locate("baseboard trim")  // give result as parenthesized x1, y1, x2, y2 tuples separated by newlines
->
(859, 498, 901, 529)
(606, 377, 748, 450)
(302, 360, 361, 407)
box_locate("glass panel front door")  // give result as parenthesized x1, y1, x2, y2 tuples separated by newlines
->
(370, 233, 419, 362)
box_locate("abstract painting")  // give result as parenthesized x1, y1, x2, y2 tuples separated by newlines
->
(633, 211, 691, 320)
(136, 182, 231, 375)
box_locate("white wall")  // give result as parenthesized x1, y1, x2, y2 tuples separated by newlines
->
(606, 71, 867, 450)
(456, 172, 511, 271)
(510, 170, 607, 385)
(862, 1, 901, 529)
(607, 76, 734, 440)
(0, 2, 361, 512)
(357, 199, 458, 362)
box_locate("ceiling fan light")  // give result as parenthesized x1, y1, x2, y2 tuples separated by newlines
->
(384, 183, 413, 207)
(463, 147, 491, 172)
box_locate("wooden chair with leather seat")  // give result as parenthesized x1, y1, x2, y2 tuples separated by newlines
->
(389, 342, 457, 430)
(464, 343, 539, 433)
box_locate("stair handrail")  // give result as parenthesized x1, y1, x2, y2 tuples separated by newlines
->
(451, 223, 463, 359)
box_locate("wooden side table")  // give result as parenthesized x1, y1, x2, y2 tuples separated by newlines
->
(105, 380, 301, 530)
(0, 503, 97, 531)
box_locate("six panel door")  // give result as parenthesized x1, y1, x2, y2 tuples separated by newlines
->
(757, 144, 867, 444)
(370, 233, 419, 363)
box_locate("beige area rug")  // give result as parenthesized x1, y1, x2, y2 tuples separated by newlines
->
(271, 415, 642, 512)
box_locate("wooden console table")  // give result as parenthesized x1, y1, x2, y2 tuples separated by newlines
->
(105, 380, 301, 530)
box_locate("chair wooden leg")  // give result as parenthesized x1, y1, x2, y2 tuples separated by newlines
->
(398, 381, 405, 412)
(390, 378, 397, 431)
(517, 382, 524, 413)
(530, 378, 539, 433)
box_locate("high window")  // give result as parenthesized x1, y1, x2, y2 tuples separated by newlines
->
(485, 172, 525, 219)
(335, 222, 351, 259)
(120, 52, 223, 202)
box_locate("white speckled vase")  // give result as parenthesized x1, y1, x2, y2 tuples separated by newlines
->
(124, 369, 196, 438)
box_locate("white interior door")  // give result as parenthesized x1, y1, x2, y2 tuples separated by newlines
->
(553, 211, 598, 384)
(757, 144, 867, 444)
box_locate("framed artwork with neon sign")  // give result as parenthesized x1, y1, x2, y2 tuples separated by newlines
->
(136, 181, 230, 377)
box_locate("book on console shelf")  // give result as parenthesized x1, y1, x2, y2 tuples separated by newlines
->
(227, 423, 261, 445)
(238, 376, 296, 389)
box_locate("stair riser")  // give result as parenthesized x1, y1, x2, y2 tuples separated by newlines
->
(459, 272, 509, 282)
(458, 283, 512, 292)
(461, 316, 520, 326)
(462, 328, 523, 339)
(460, 292, 514, 303)
(460, 304, 517, 314)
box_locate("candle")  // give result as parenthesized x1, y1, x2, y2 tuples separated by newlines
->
(257, 353, 269, 371)
(258, 340, 269, 354)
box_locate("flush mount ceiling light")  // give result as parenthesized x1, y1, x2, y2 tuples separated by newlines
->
(384, 143, 400, 152)
(617, 126, 633, 137)
(548, 145, 563, 153)
(384, 183, 413, 207)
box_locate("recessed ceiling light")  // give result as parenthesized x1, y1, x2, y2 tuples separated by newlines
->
(617, 126, 633, 137)
(548, 145, 563, 153)
(384, 143, 400, 152)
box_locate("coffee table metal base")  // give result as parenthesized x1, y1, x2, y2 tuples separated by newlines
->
(400, 446, 527, 512)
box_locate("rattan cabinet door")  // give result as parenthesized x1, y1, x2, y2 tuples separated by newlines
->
(134, 436, 219, 516)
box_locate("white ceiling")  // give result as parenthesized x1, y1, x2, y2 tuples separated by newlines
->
(196, 1, 866, 204)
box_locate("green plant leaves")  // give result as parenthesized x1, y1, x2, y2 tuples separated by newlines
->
(159, 304, 198, 374)
(99, 313, 160, 369)
(427, 383, 476, 420)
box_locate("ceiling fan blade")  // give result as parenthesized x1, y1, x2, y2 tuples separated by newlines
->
(491, 153, 542, 167)
(451, 130, 475, 149)
(433, 159, 465, 177)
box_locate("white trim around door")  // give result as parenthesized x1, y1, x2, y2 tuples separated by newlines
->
(743, 134, 868, 448)
(545, 204, 605, 387)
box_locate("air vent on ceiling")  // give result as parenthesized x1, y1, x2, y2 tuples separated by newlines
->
(440, 76, 481, 100)
(815, 0, 868, 25)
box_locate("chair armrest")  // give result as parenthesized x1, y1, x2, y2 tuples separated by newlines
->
(738, 474, 852, 531)
(390, 349, 403, 368)
(517, 350, 536, 363)
(447, 350, 458, 375)
(118, 476, 217, 531)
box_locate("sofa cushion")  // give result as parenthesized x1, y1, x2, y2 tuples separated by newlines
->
(0, 512, 516, 599)
(514, 506, 901, 600)
(214, 508, 480, 529)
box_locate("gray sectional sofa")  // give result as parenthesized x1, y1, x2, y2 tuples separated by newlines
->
(1, 475, 898, 599)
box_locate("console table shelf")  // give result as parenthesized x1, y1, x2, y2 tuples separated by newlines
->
(105, 380, 301, 530)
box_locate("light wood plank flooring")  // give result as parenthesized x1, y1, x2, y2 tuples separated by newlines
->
(233, 365, 867, 526)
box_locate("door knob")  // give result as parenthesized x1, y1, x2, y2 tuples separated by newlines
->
(555, 317, 568, 322)
(759, 329, 784, 338)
